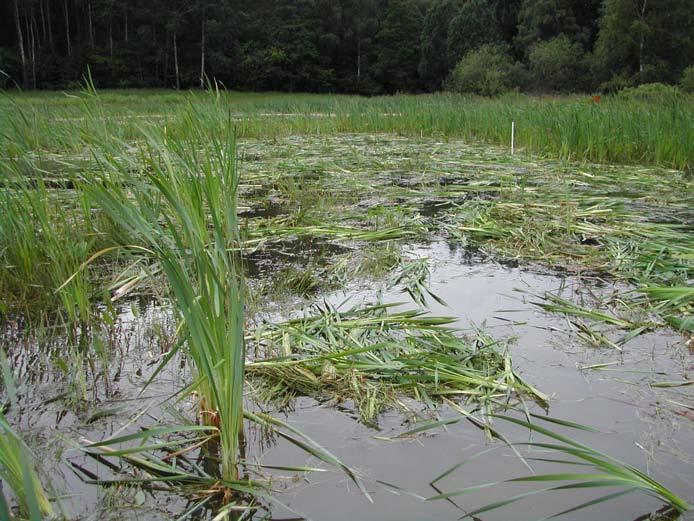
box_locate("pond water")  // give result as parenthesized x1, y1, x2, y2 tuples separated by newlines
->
(263, 241, 694, 521)
(7, 240, 690, 520)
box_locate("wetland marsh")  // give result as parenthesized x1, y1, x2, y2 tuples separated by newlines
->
(0, 90, 692, 520)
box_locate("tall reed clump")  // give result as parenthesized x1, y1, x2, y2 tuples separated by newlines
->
(81, 105, 246, 482)
(0, 162, 94, 326)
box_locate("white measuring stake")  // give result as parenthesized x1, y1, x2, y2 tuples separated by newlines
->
(511, 121, 515, 155)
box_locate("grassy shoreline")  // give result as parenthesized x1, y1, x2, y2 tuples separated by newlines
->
(2, 90, 692, 171)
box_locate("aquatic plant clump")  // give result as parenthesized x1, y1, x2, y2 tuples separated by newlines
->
(80, 103, 247, 482)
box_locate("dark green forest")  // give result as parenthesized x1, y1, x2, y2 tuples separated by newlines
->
(2, 0, 693, 94)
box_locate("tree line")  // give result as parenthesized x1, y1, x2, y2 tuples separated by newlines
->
(2, 0, 693, 94)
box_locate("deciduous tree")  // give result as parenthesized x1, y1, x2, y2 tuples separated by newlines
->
(419, 0, 460, 91)
(375, 0, 423, 93)
(447, 0, 501, 65)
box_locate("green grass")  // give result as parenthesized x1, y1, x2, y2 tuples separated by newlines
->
(0, 412, 54, 519)
(0, 172, 97, 327)
(0, 352, 54, 519)
(2, 90, 692, 170)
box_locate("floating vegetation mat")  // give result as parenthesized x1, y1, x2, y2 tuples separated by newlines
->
(233, 134, 692, 347)
(248, 301, 546, 424)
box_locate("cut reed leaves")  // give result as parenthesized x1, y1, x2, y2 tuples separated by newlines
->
(441, 160, 692, 345)
(427, 413, 690, 519)
(248, 301, 546, 423)
(388, 256, 447, 309)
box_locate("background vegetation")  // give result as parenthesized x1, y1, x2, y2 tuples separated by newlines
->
(2, 0, 693, 94)
(3, 90, 692, 170)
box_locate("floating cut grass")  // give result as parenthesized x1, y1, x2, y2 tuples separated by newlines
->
(531, 292, 652, 350)
(81, 103, 246, 482)
(638, 286, 694, 328)
(428, 414, 690, 519)
(388, 257, 447, 309)
(249, 301, 546, 423)
(0, 352, 53, 518)
(443, 164, 693, 343)
(0, 412, 53, 519)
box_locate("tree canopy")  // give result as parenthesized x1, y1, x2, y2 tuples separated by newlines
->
(1, 0, 691, 93)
